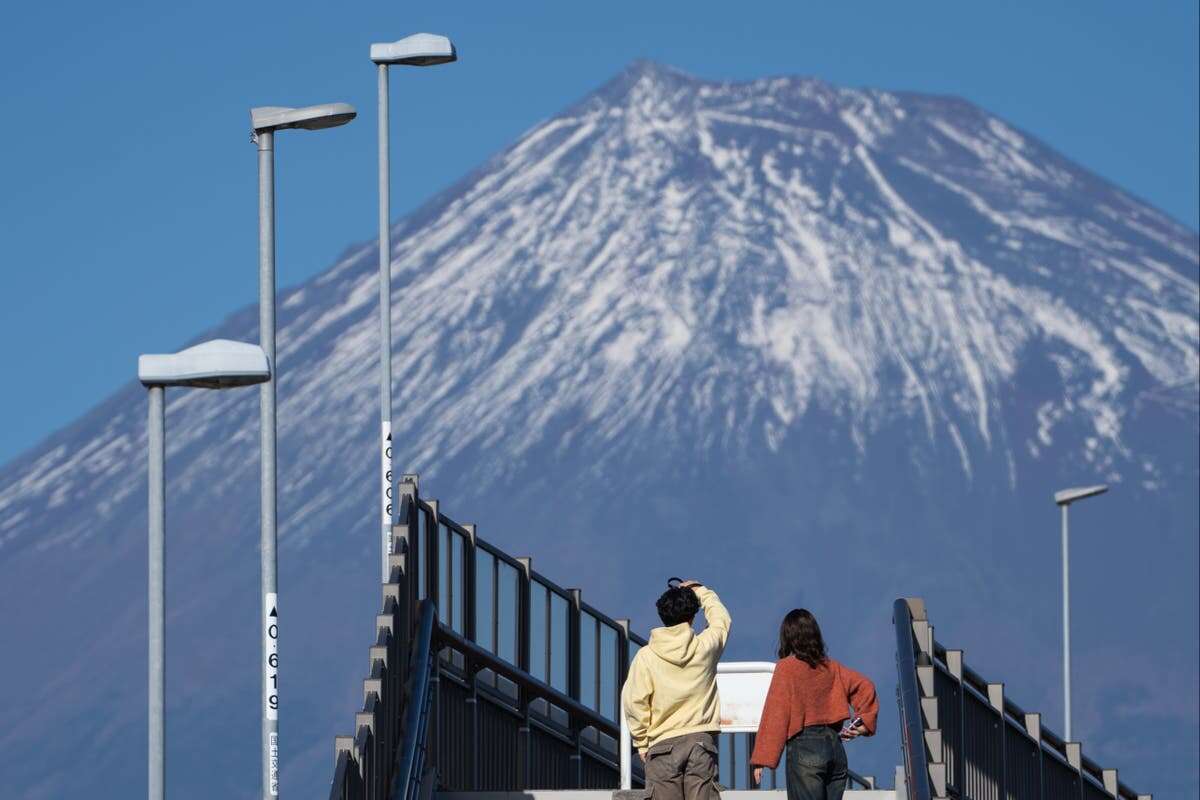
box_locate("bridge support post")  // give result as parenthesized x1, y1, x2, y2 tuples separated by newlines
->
(987, 683, 1007, 800)
(616, 618, 633, 790)
(1024, 713, 1045, 800)
(463, 524, 479, 789)
(1065, 743, 1085, 800)
(426, 500, 440, 626)
(424, 499, 442, 780)
(567, 588, 584, 789)
(516, 557, 534, 789)
(465, 681, 479, 789)
(570, 728, 584, 789)
(516, 716, 531, 789)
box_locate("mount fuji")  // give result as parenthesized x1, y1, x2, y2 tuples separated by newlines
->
(0, 61, 1196, 798)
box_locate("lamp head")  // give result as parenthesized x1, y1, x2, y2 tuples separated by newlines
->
(1054, 485, 1109, 506)
(370, 33, 457, 66)
(139, 339, 270, 389)
(250, 103, 356, 136)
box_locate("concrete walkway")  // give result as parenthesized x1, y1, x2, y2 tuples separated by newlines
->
(439, 791, 896, 800)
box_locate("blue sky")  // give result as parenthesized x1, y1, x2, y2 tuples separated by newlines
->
(0, 1, 1196, 466)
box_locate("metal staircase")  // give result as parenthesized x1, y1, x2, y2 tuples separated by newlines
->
(326, 483, 1157, 800)
(893, 598, 1151, 800)
(328, 475, 892, 799)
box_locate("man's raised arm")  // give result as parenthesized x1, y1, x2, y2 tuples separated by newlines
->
(688, 582, 731, 652)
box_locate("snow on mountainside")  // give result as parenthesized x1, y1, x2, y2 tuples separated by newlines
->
(0, 61, 1196, 798)
(2, 62, 1196, 557)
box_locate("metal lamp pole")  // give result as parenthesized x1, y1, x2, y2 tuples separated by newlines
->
(147, 384, 165, 800)
(257, 126, 280, 800)
(250, 103, 355, 798)
(139, 340, 270, 800)
(370, 33, 457, 583)
(377, 64, 392, 586)
(1053, 483, 1108, 742)
(1061, 502, 1073, 740)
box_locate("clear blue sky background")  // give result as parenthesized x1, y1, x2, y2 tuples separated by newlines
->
(0, 1, 1196, 466)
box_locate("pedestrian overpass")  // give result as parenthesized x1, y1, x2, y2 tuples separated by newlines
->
(327, 477, 1151, 800)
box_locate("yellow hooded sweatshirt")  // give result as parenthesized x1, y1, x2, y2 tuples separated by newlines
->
(621, 586, 732, 752)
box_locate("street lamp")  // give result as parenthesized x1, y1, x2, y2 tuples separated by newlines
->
(250, 102, 355, 799)
(370, 33, 457, 584)
(1053, 483, 1108, 741)
(138, 339, 270, 800)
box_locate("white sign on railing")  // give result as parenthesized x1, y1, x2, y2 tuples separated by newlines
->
(619, 661, 776, 789)
(715, 661, 776, 732)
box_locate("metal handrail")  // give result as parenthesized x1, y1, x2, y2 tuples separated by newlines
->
(391, 484, 793, 791)
(334, 478, 650, 797)
(928, 642, 1144, 800)
(894, 598, 935, 800)
(435, 623, 625, 740)
(420, 498, 644, 719)
(899, 598, 1152, 800)
(436, 508, 647, 648)
(391, 599, 437, 800)
(847, 770, 875, 790)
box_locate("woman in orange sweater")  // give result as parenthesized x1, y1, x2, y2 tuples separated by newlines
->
(749, 609, 879, 800)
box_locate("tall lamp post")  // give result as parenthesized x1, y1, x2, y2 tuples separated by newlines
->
(369, 33, 457, 583)
(138, 339, 270, 800)
(1053, 483, 1108, 741)
(250, 102, 355, 799)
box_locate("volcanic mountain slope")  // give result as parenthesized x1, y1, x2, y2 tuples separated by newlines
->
(0, 62, 1196, 798)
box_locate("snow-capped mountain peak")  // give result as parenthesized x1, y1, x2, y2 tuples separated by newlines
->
(0, 61, 1196, 799)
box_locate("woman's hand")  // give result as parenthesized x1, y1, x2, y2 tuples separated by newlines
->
(840, 722, 867, 740)
(679, 579, 702, 589)
(752, 767, 763, 785)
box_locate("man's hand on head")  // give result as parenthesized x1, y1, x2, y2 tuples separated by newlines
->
(679, 579, 702, 589)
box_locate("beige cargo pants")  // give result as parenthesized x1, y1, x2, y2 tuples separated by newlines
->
(643, 732, 721, 800)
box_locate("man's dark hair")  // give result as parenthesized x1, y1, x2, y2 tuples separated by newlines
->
(656, 586, 701, 627)
(777, 608, 828, 667)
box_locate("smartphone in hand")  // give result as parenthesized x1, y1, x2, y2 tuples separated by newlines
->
(840, 716, 864, 741)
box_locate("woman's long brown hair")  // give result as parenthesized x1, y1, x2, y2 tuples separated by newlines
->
(777, 608, 828, 667)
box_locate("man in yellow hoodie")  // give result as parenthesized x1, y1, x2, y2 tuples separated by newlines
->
(621, 579, 731, 800)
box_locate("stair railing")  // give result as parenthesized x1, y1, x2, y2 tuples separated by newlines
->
(341, 474, 884, 794)
(327, 487, 419, 800)
(392, 599, 438, 800)
(895, 597, 1152, 800)
(895, 598, 938, 800)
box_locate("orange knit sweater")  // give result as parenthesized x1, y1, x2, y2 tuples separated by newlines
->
(749, 656, 879, 768)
